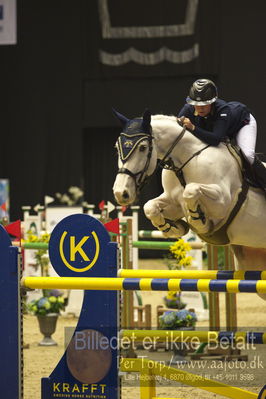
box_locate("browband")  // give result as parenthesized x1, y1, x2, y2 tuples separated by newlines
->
(117, 133, 152, 163)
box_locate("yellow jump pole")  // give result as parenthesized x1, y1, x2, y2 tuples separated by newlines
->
(117, 268, 266, 280)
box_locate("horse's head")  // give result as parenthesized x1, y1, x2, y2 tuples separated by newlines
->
(112, 109, 157, 205)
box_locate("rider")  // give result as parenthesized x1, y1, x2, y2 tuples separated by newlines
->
(177, 78, 266, 192)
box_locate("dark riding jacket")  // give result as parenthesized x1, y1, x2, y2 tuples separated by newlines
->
(178, 99, 251, 146)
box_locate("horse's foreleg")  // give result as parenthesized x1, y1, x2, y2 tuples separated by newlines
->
(143, 196, 188, 238)
(183, 183, 228, 234)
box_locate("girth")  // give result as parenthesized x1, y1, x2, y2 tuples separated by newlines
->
(196, 178, 249, 245)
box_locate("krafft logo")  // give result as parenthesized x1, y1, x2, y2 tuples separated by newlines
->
(49, 214, 110, 277)
(59, 229, 100, 272)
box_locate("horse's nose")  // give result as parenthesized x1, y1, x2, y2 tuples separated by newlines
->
(113, 188, 130, 205)
(122, 190, 129, 200)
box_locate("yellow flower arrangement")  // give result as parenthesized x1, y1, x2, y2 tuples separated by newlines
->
(23, 231, 50, 276)
(163, 239, 194, 309)
(166, 291, 179, 300)
(169, 239, 193, 268)
(25, 231, 50, 244)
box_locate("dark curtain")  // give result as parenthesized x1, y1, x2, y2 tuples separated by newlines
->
(0, 0, 83, 220)
(83, 127, 119, 206)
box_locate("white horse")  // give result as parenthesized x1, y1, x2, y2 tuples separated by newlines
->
(112, 109, 266, 283)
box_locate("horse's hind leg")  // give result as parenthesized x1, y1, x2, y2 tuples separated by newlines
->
(143, 195, 188, 238)
(183, 182, 227, 234)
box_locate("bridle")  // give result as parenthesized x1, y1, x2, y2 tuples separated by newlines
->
(117, 133, 154, 195)
(116, 121, 209, 194)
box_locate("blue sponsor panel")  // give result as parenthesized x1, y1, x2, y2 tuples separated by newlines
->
(0, 224, 20, 399)
(42, 214, 119, 399)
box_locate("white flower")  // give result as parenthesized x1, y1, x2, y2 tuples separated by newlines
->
(68, 186, 83, 199)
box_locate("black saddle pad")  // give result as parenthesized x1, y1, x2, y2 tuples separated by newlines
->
(229, 141, 260, 188)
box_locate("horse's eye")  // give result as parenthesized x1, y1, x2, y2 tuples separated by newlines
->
(139, 145, 146, 152)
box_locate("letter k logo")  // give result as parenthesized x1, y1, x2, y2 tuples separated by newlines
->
(70, 236, 90, 261)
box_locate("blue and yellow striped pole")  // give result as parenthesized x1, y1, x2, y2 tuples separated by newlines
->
(21, 276, 266, 293)
(118, 269, 266, 280)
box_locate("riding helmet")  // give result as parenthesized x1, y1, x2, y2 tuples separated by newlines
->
(186, 79, 218, 105)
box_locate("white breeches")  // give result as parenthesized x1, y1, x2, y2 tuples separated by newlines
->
(236, 114, 257, 164)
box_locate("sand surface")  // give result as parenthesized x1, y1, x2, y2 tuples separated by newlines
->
(23, 259, 266, 399)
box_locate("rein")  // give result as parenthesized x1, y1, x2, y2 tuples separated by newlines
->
(158, 122, 210, 187)
(160, 143, 210, 187)
(158, 125, 187, 166)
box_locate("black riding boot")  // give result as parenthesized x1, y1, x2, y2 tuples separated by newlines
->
(252, 157, 266, 193)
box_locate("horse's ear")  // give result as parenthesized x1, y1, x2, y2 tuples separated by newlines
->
(112, 108, 129, 127)
(142, 109, 151, 134)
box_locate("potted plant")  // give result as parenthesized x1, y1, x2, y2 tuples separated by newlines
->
(159, 309, 197, 330)
(27, 289, 66, 346)
(159, 309, 197, 364)
(160, 239, 197, 363)
(24, 230, 66, 346)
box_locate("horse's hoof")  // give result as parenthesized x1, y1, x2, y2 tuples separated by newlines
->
(176, 219, 190, 235)
(187, 216, 211, 234)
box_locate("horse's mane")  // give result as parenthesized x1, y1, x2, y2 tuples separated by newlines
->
(151, 114, 177, 122)
(151, 114, 180, 135)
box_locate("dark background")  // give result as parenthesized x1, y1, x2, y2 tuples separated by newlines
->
(1, 0, 266, 225)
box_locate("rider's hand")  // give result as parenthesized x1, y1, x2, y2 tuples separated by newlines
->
(178, 116, 186, 125)
(178, 116, 195, 131)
